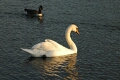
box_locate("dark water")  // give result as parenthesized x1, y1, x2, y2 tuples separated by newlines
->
(0, 0, 120, 80)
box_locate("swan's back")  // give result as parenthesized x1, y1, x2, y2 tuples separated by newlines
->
(32, 42, 56, 51)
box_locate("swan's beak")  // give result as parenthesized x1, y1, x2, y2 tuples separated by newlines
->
(76, 28, 80, 35)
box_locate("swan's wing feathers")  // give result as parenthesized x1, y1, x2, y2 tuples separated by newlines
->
(32, 41, 57, 51)
(30, 39, 68, 53)
(45, 39, 67, 50)
(45, 39, 58, 47)
(32, 43, 41, 49)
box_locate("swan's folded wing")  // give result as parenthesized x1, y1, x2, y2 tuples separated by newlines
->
(32, 43, 41, 49)
(32, 41, 57, 51)
(31, 39, 67, 52)
(45, 39, 68, 50)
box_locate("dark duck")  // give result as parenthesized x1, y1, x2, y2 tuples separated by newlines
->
(24, 5, 43, 17)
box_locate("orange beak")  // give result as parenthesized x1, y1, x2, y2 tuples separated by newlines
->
(76, 28, 80, 35)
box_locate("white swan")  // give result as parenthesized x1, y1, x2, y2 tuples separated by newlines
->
(24, 5, 43, 17)
(21, 24, 80, 57)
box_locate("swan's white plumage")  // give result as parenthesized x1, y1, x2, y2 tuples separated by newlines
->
(21, 24, 79, 57)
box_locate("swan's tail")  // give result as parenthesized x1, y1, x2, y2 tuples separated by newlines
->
(21, 48, 33, 54)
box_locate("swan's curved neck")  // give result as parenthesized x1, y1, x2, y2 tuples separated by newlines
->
(65, 27, 77, 52)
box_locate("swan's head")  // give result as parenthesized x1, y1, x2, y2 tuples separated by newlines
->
(71, 24, 80, 35)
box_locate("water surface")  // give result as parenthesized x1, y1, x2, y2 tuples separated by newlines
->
(0, 0, 120, 80)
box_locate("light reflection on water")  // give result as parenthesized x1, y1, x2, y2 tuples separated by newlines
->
(26, 54, 79, 80)
(38, 16, 43, 24)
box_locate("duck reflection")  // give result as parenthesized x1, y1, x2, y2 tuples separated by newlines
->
(38, 16, 43, 24)
(26, 54, 79, 79)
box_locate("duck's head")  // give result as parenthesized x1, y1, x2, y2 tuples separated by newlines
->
(38, 5, 43, 14)
(39, 5, 43, 10)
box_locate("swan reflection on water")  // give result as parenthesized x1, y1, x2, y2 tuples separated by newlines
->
(26, 54, 79, 80)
